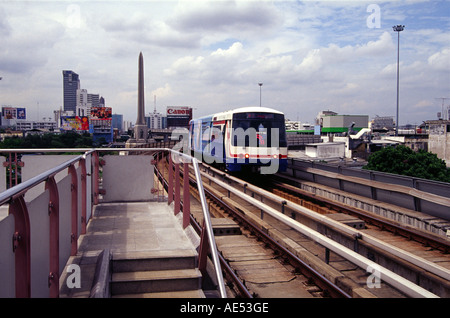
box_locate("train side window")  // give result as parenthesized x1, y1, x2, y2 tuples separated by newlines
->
(212, 125, 223, 141)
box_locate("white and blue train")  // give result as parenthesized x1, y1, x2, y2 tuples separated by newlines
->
(189, 107, 288, 174)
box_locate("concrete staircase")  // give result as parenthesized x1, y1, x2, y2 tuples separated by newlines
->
(110, 249, 205, 298)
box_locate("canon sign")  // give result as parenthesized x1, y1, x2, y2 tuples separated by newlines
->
(166, 107, 192, 117)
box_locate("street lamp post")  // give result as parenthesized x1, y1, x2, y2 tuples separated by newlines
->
(393, 25, 404, 136)
(258, 82, 263, 107)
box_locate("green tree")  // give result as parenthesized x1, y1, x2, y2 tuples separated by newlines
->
(0, 132, 93, 149)
(363, 145, 450, 183)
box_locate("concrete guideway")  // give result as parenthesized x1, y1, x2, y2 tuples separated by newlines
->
(197, 165, 442, 298)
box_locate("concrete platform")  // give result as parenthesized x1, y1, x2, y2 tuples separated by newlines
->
(59, 201, 199, 298)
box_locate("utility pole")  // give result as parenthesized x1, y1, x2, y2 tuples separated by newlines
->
(258, 83, 263, 107)
(393, 25, 404, 136)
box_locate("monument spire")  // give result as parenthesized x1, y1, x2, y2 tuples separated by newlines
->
(136, 51, 146, 126)
(126, 51, 149, 143)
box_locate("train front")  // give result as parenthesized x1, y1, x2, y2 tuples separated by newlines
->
(227, 108, 288, 174)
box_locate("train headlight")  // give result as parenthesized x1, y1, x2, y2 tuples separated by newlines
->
(273, 154, 278, 159)
(245, 153, 249, 159)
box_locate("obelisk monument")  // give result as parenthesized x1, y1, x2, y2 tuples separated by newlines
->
(131, 52, 148, 143)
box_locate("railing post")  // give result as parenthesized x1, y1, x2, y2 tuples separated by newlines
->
(8, 153, 12, 188)
(174, 161, 180, 215)
(68, 164, 78, 256)
(45, 176, 59, 298)
(183, 162, 190, 228)
(168, 154, 173, 205)
(14, 152, 18, 186)
(79, 158, 87, 234)
(93, 151, 100, 205)
(9, 195, 31, 298)
(198, 220, 209, 274)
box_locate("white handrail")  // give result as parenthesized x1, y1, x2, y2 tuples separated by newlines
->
(168, 149, 227, 298)
(199, 166, 439, 298)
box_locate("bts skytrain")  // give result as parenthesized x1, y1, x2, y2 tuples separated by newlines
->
(189, 107, 288, 174)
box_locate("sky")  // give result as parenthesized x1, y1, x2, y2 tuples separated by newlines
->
(0, 0, 449, 126)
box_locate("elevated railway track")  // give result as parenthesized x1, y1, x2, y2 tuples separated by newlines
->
(155, 154, 349, 298)
(155, 152, 450, 298)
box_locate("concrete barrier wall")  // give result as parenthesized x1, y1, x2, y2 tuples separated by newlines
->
(289, 158, 450, 221)
(101, 155, 155, 202)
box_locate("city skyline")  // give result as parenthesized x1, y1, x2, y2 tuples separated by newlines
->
(0, 1, 449, 125)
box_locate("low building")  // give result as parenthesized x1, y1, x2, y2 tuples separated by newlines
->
(425, 120, 450, 166)
(322, 114, 369, 134)
(16, 121, 57, 131)
(305, 142, 345, 159)
(372, 116, 395, 132)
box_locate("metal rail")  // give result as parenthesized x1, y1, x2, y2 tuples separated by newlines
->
(0, 149, 94, 205)
(148, 148, 227, 298)
(185, 154, 228, 298)
(272, 178, 450, 253)
(199, 165, 440, 298)
(155, 157, 251, 298)
(202, 182, 350, 298)
(217, 168, 450, 283)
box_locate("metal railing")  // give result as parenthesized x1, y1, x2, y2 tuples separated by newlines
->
(164, 149, 227, 298)
(0, 148, 94, 297)
(0, 148, 226, 298)
(199, 165, 441, 298)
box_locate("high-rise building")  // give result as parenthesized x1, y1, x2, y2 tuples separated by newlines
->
(76, 89, 105, 118)
(76, 88, 89, 117)
(146, 112, 164, 129)
(88, 93, 100, 108)
(62, 70, 80, 112)
(112, 114, 123, 132)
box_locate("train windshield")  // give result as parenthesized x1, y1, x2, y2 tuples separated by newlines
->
(231, 112, 287, 147)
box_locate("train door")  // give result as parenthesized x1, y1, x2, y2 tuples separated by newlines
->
(211, 122, 225, 162)
(224, 120, 231, 161)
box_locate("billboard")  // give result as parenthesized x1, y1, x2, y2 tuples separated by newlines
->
(17, 108, 26, 119)
(2, 107, 26, 120)
(166, 106, 192, 128)
(61, 116, 89, 131)
(90, 107, 112, 120)
(167, 106, 192, 117)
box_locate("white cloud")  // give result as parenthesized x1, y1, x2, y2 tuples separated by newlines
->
(152, 83, 173, 99)
(0, 0, 447, 126)
(428, 48, 450, 71)
(211, 42, 245, 59)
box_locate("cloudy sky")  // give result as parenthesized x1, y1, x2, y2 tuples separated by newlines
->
(0, 0, 449, 126)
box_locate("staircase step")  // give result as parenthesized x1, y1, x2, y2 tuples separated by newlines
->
(112, 249, 197, 273)
(111, 268, 202, 295)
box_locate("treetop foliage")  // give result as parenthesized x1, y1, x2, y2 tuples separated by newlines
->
(363, 145, 450, 183)
(0, 131, 93, 149)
